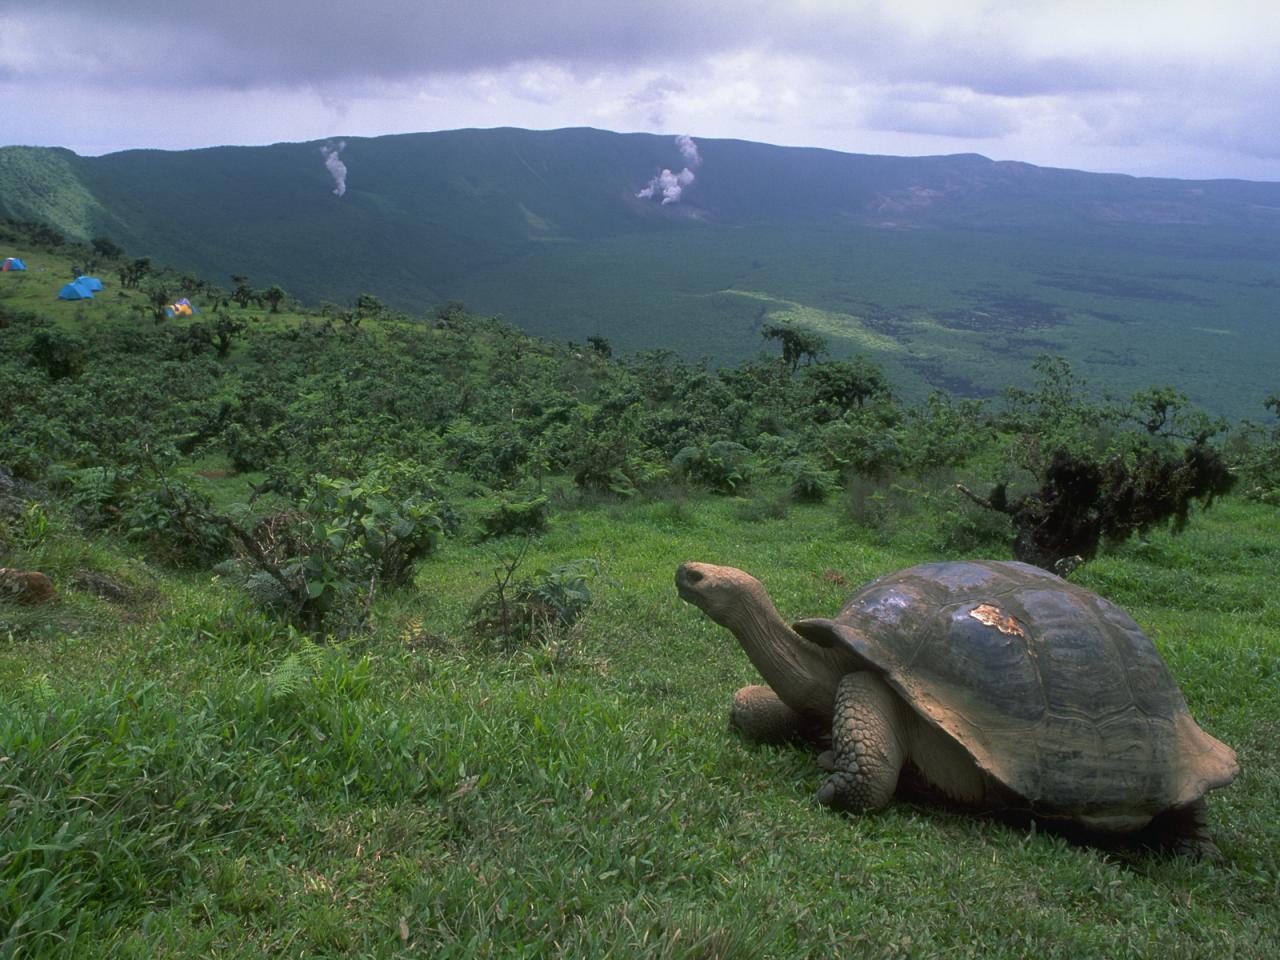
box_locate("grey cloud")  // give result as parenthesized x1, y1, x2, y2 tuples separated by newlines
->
(861, 85, 1021, 140)
(627, 76, 687, 128)
(0, 0, 1228, 113)
(4, 1, 1276, 180)
(925, 54, 1121, 99)
(0, 1, 780, 87)
(1082, 89, 1280, 162)
(0, 1, 1124, 99)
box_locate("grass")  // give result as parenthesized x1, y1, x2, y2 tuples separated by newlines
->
(1, 229, 1276, 956)
(2, 489, 1277, 958)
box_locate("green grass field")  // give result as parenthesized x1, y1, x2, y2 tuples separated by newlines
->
(3, 489, 1277, 958)
(2, 224, 1278, 958)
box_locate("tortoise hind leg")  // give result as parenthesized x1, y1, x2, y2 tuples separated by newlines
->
(816, 672, 905, 811)
(730, 684, 813, 744)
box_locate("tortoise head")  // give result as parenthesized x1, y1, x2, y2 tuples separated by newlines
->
(675, 561, 772, 628)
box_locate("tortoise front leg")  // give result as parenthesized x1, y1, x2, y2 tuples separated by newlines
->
(816, 671, 905, 810)
(1144, 799, 1225, 862)
(730, 684, 811, 744)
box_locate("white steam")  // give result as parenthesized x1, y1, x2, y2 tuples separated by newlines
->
(636, 135, 701, 205)
(320, 141, 347, 197)
(675, 134, 701, 168)
(636, 167, 696, 205)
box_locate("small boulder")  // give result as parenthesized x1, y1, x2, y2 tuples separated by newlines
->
(0, 568, 57, 605)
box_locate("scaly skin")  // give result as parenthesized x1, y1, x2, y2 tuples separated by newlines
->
(816, 672, 905, 810)
(730, 684, 812, 744)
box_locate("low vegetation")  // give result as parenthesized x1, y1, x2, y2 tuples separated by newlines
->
(1, 222, 1278, 956)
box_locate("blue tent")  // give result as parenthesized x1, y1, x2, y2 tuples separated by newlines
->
(2, 257, 26, 272)
(75, 275, 104, 291)
(58, 281, 95, 300)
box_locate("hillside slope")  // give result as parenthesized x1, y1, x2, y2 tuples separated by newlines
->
(3, 127, 1279, 416)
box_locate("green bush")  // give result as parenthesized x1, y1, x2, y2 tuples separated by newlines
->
(477, 492, 550, 539)
(780, 456, 839, 502)
(1230, 396, 1280, 505)
(223, 473, 447, 634)
(672, 441, 753, 493)
(468, 554, 601, 652)
(119, 475, 231, 565)
(25, 328, 86, 380)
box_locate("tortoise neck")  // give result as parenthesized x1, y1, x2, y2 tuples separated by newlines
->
(730, 596, 848, 718)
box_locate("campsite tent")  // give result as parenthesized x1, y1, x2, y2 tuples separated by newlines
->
(75, 275, 104, 291)
(165, 298, 197, 318)
(2, 258, 27, 271)
(58, 280, 95, 300)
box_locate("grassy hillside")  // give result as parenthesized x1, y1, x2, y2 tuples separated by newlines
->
(4, 480, 1277, 957)
(2, 227, 1278, 957)
(2, 128, 1279, 418)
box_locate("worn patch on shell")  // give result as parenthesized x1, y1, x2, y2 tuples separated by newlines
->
(970, 603, 1026, 637)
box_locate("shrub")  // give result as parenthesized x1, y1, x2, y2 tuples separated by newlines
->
(222, 473, 448, 634)
(842, 473, 916, 537)
(477, 492, 550, 539)
(672, 441, 753, 493)
(468, 549, 601, 652)
(26, 328, 87, 379)
(780, 456, 839, 502)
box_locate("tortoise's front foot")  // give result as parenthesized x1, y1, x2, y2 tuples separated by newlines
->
(816, 672, 905, 812)
(1146, 801, 1226, 863)
(730, 684, 809, 744)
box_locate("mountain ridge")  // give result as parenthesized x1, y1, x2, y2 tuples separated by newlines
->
(2, 126, 1278, 417)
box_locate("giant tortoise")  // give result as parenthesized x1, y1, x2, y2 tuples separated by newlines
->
(675, 559, 1238, 858)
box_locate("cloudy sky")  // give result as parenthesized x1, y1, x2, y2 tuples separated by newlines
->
(1, 0, 1277, 181)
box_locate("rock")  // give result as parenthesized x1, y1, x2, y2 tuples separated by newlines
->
(0, 568, 57, 605)
(71, 570, 130, 603)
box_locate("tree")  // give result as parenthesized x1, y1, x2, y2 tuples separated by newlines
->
(178, 273, 204, 297)
(210, 312, 247, 358)
(434, 299, 468, 328)
(145, 282, 172, 322)
(763, 322, 826, 374)
(804, 356, 889, 416)
(1125, 385, 1228, 445)
(117, 257, 152, 289)
(231, 276, 257, 308)
(957, 444, 1236, 571)
(354, 293, 384, 317)
(586, 335, 612, 358)
(260, 285, 287, 314)
(91, 235, 123, 259)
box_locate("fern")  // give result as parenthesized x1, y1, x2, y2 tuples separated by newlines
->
(22, 672, 57, 705)
(265, 637, 323, 701)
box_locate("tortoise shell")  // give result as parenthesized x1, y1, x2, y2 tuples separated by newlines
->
(794, 560, 1238, 826)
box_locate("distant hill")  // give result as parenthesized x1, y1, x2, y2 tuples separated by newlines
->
(3, 127, 1279, 417)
